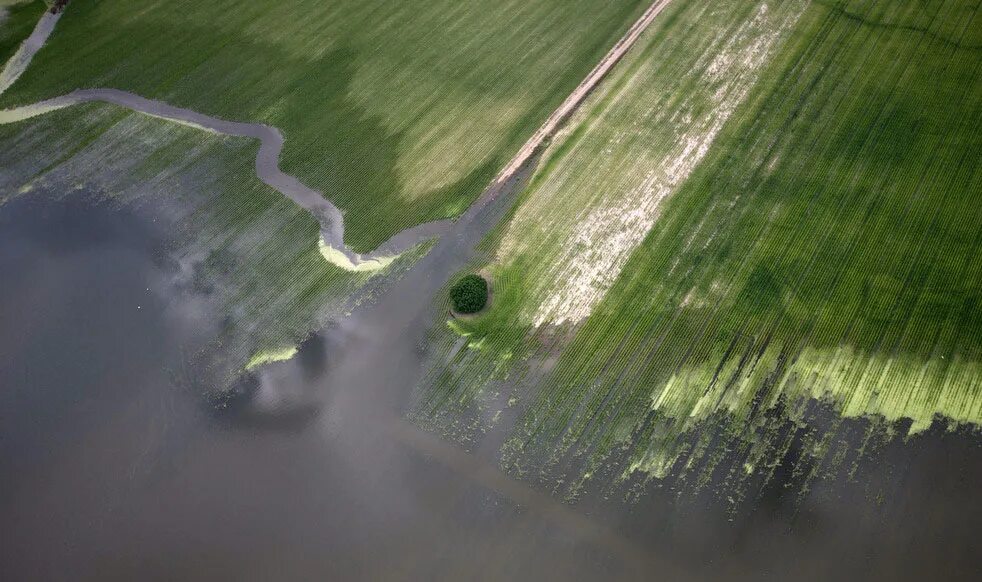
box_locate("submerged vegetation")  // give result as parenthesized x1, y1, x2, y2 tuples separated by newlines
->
(0, 101, 408, 386)
(411, 0, 982, 499)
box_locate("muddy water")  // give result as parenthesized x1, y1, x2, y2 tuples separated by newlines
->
(3, 178, 981, 581)
(0, 183, 664, 580)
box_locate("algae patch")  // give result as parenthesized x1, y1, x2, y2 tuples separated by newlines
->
(317, 239, 398, 272)
(245, 346, 299, 371)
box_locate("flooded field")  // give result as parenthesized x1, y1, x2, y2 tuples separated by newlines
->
(2, 0, 980, 579)
(0, 192, 979, 581)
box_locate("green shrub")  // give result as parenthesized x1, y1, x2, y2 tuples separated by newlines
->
(449, 274, 488, 314)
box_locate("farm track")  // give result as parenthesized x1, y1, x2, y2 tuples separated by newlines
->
(0, 0, 672, 270)
(492, 0, 674, 183)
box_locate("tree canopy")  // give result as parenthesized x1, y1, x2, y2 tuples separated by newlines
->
(449, 274, 488, 314)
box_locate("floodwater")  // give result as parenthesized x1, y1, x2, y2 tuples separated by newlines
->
(1, 189, 980, 581)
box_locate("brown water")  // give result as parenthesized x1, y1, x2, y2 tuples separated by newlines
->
(1, 188, 980, 581)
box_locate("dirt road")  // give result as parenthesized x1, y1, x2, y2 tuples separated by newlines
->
(493, 0, 674, 184)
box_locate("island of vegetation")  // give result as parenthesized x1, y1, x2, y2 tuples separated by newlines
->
(449, 274, 488, 315)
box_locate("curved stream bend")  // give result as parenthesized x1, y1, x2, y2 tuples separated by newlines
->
(0, 89, 451, 270)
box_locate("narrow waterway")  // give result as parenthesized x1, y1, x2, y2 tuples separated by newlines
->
(0, 88, 454, 269)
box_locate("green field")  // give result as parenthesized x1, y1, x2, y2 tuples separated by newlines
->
(412, 0, 982, 487)
(0, 1, 44, 66)
(0, 0, 650, 252)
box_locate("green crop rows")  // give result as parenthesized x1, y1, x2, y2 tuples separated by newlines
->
(411, 0, 982, 490)
(0, 1, 44, 66)
(0, 0, 650, 252)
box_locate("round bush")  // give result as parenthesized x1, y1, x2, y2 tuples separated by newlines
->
(449, 274, 488, 314)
